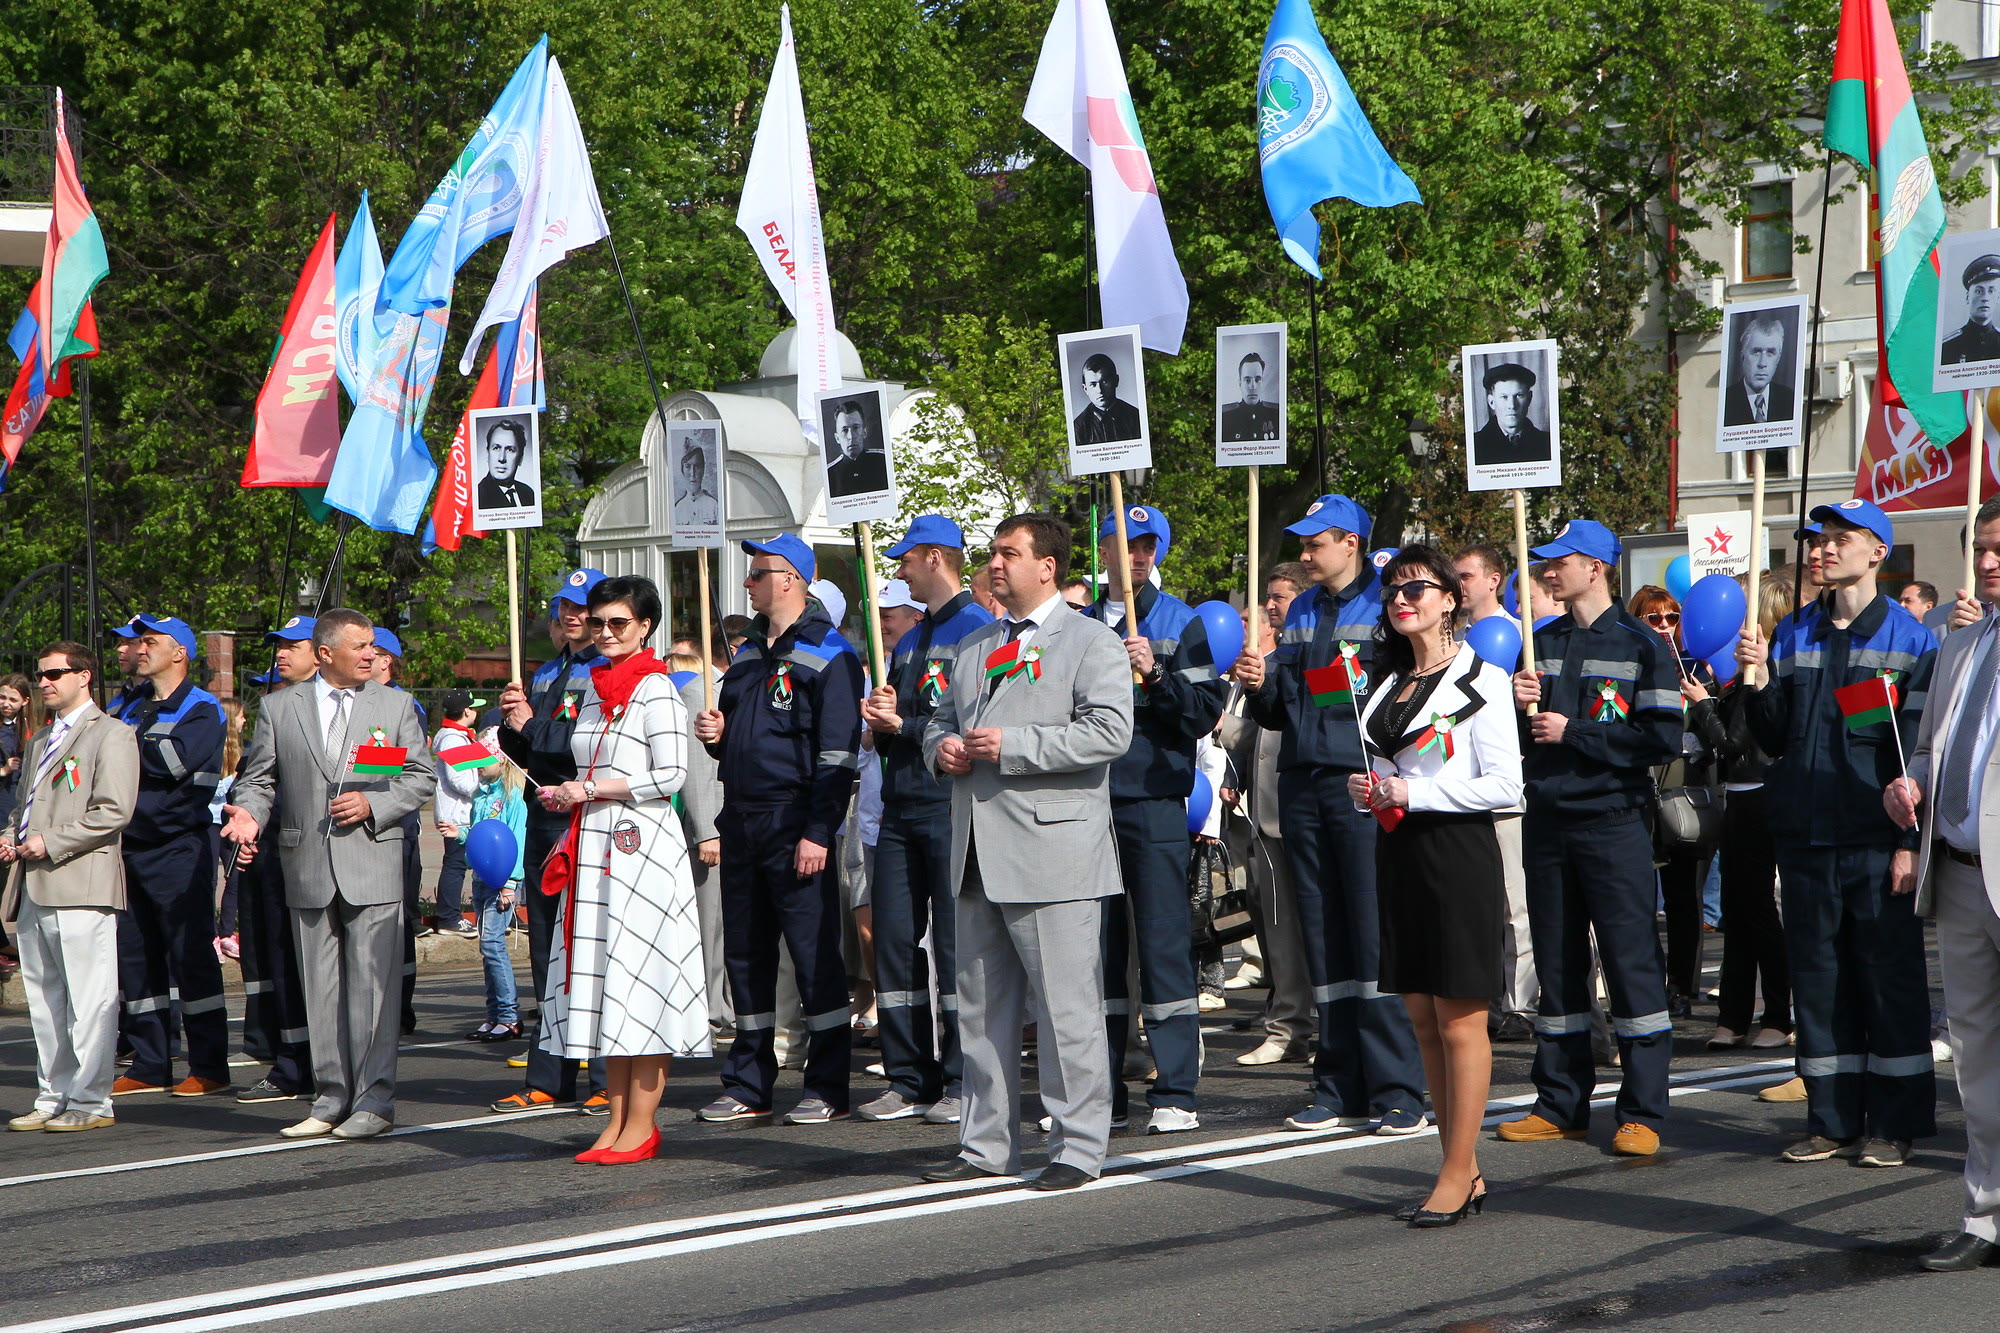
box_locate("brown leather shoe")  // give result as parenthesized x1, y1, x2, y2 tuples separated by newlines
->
(110, 1076, 166, 1096)
(1758, 1076, 1808, 1103)
(170, 1075, 232, 1098)
(1496, 1112, 1587, 1142)
(1612, 1122, 1660, 1156)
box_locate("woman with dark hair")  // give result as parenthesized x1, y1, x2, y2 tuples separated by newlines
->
(0, 673, 30, 830)
(537, 574, 710, 1165)
(1348, 545, 1521, 1228)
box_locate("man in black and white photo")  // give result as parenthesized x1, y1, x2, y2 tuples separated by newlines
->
(1724, 312, 1796, 426)
(477, 418, 536, 510)
(1072, 353, 1142, 445)
(1471, 362, 1551, 465)
(1220, 352, 1280, 442)
(1943, 254, 2000, 366)
(825, 400, 890, 499)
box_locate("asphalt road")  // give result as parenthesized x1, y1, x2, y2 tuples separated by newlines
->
(0, 941, 1993, 1333)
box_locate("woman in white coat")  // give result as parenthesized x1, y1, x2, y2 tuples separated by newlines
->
(538, 575, 711, 1164)
(1348, 545, 1523, 1228)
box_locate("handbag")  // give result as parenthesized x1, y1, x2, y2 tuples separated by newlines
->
(1188, 836, 1256, 951)
(539, 808, 582, 897)
(1652, 755, 1723, 857)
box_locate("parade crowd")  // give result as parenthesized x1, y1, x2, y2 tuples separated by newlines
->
(12, 490, 2000, 1265)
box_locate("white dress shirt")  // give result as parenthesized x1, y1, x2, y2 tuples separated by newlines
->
(313, 674, 358, 756)
(1001, 592, 1067, 653)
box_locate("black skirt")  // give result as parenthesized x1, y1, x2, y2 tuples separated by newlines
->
(1375, 810, 1506, 1000)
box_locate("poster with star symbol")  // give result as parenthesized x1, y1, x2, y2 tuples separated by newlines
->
(1687, 510, 1753, 580)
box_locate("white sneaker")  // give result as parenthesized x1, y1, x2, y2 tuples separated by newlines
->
(1222, 972, 1261, 991)
(1039, 1113, 1129, 1132)
(7, 1109, 54, 1131)
(1236, 1037, 1307, 1066)
(1146, 1106, 1200, 1134)
(1197, 993, 1227, 1012)
(1749, 1027, 1793, 1049)
(1934, 1037, 1955, 1064)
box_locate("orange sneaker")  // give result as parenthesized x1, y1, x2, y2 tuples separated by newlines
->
(1612, 1122, 1660, 1156)
(579, 1092, 611, 1116)
(1496, 1112, 1587, 1142)
(490, 1089, 556, 1114)
(170, 1076, 232, 1098)
(110, 1076, 166, 1097)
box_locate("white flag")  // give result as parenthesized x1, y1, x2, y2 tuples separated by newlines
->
(459, 57, 609, 373)
(735, 3, 839, 425)
(1024, 0, 1188, 355)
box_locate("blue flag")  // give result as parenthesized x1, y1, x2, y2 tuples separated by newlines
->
(333, 190, 386, 405)
(1257, 0, 1420, 278)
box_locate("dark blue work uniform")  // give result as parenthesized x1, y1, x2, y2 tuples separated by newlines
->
(708, 600, 864, 1112)
(1746, 592, 1938, 1143)
(1086, 583, 1228, 1115)
(496, 643, 605, 1102)
(1519, 603, 1682, 1131)
(873, 590, 993, 1107)
(118, 677, 230, 1087)
(1246, 571, 1425, 1119)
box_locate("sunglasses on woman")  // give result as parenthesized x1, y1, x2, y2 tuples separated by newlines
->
(1643, 611, 1681, 627)
(585, 617, 638, 634)
(1381, 579, 1449, 604)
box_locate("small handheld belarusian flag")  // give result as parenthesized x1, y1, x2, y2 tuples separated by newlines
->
(351, 744, 408, 776)
(984, 639, 1042, 684)
(1835, 673, 1899, 731)
(1305, 656, 1357, 707)
(438, 742, 498, 772)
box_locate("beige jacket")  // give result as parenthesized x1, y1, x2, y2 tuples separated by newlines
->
(7, 702, 140, 910)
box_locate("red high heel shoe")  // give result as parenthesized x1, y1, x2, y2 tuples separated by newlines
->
(574, 1145, 614, 1163)
(594, 1128, 660, 1165)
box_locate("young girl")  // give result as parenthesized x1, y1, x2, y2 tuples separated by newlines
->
(211, 698, 246, 962)
(465, 732, 528, 1042)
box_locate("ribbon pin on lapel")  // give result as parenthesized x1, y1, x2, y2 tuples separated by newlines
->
(1594, 681, 1629, 722)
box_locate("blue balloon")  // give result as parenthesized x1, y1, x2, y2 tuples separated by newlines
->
(1464, 614, 1522, 669)
(1664, 554, 1693, 602)
(1187, 770, 1214, 835)
(668, 670, 697, 691)
(1708, 645, 1738, 684)
(1534, 615, 1559, 632)
(1680, 572, 1748, 662)
(1193, 600, 1246, 676)
(465, 817, 520, 888)
(1502, 576, 1520, 618)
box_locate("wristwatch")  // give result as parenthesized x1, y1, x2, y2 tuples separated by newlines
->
(1143, 662, 1166, 687)
(582, 780, 597, 802)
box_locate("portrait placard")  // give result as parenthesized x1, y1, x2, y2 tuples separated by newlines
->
(1716, 294, 1806, 453)
(1462, 339, 1561, 492)
(1214, 322, 1287, 466)
(814, 384, 897, 524)
(1933, 227, 2000, 391)
(667, 421, 725, 547)
(468, 406, 542, 531)
(1058, 325, 1151, 475)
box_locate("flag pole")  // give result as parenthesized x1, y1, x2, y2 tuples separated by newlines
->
(856, 522, 887, 685)
(696, 547, 716, 712)
(604, 230, 677, 471)
(1795, 154, 1835, 613)
(1966, 389, 1984, 601)
(1745, 450, 1766, 688)
(1513, 488, 1537, 716)
(313, 514, 352, 616)
(1309, 280, 1327, 489)
(505, 529, 523, 686)
(78, 364, 102, 699)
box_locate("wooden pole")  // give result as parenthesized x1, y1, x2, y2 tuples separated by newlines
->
(1967, 389, 1984, 600)
(696, 547, 715, 712)
(1108, 472, 1143, 684)
(1513, 488, 1537, 716)
(858, 520, 887, 685)
(1247, 464, 1261, 619)
(1745, 449, 1766, 687)
(504, 529, 523, 686)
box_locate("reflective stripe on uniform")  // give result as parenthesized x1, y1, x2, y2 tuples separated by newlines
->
(1637, 690, 1682, 713)
(804, 1006, 850, 1032)
(158, 746, 188, 780)
(182, 994, 228, 1015)
(1142, 998, 1200, 1022)
(1533, 1011, 1593, 1035)
(1313, 980, 1390, 1004)
(785, 647, 836, 672)
(1612, 1010, 1671, 1037)
(124, 995, 171, 1015)
(1799, 1054, 1866, 1077)
(735, 1010, 778, 1031)
(1851, 648, 1924, 673)
(874, 989, 925, 1011)
(280, 1026, 311, 1045)
(1580, 659, 1640, 681)
(241, 980, 274, 995)
(1102, 998, 1133, 1016)
(937, 993, 959, 1012)
(817, 750, 860, 770)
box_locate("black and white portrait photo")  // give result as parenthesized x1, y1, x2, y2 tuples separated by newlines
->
(1716, 295, 1805, 453)
(468, 406, 542, 530)
(814, 384, 897, 524)
(1462, 339, 1561, 492)
(1934, 228, 2000, 391)
(1215, 321, 1287, 466)
(668, 421, 724, 546)
(1058, 325, 1151, 475)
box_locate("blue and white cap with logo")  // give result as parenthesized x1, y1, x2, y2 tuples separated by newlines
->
(111, 617, 142, 640)
(130, 614, 198, 656)
(264, 615, 315, 644)
(1283, 494, 1373, 541)
(372, 628, 404, 658)
(1530, 519, 1622, 565)
(553, 568, 608, 609)
(884, 515, 966, 559)
(1100, 505, 1173, 565)
(743, 533, 816, 583)
(1807, 497, 1894, 547)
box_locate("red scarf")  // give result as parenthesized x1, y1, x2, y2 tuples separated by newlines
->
(438, 717, 475, 739)
(590, 649, 674, 717)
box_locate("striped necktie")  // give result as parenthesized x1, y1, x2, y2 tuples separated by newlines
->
(17, 718, 72, 840)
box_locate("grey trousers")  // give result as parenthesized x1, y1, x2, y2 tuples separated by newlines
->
(1496, 814, 1538, 1016)
(692, 860, 734, 1028)
(293, 896, 402, 1122)
(956, 868, 1111, 1177)
(1936, 858, 2000, 1240)
(1235, 826, 1312, 1043)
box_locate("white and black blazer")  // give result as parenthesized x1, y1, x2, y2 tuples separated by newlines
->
(1355, 642, 1523, 815)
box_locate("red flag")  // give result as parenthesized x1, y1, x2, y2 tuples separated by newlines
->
(3, 281, 96, 468)
(426, 343, 498, 552)
(1852, 384, 1998, 513)
(244, 215, 342, 487)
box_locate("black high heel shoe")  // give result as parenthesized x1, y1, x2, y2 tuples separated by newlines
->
(1407, 1177, 1486, 1228)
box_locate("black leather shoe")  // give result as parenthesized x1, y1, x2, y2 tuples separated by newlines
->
(1921, 1233, 1998, 1272)
(1031, 1163, 1094, 1191)
(922, 1159, 1004, 1184)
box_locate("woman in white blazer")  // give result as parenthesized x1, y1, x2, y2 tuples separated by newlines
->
(1347, 545, 1523, 1228)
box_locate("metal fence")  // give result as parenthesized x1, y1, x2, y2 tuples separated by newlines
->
(0, 85, 80, 203)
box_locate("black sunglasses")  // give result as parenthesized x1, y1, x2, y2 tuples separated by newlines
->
(585, 617, 639, 634)
(1381, 579, 1449, 604)
(746, 567, 793, 582)
(36, 667, 79, 682)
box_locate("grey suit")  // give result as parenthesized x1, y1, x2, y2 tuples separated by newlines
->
(678, 674, 733, 1030)
(1219, 694, 1311, 1045)
(923, 598, 1133, 1175)
(230, 679, 434, 1122)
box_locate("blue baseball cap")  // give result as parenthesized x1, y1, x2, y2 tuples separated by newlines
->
(1530, 519, 1623, 565)
(884, 515, 965, 559)
(742, 533, 816, 582)
(1284, 494, 1373, 542)
(553, 567, 607, 609)
(1808, 497, 1894, 546)
(1100, 505, 1173, 566)
(130, 614, 197, 657)
(246, 668, 280, 686)
(110, 617, 141, 639)
(1793, 520, 1822, 541)
(372, 628, 404, 658)
(264, 615, 315, 644)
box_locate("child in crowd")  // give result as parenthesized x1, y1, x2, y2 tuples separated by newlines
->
(465, 730, 528, 1042)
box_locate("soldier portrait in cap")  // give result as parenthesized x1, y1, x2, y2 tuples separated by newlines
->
(1058, 325, 1151, 475)
(1214, 322, 1288, 466)
(667, 420, 725, 547)
(1934, 231, 2000, 391)
(469, 406, 542, 530)
(1462, 340, 1562, 492)
(813, 383, 898, 523)
(1716, 294, 1805, 453)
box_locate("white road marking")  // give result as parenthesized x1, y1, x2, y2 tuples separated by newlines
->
(7, 1060, 1795, 1333)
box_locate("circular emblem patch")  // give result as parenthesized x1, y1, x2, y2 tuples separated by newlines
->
(1306, 500, 1323, 515)
(569, 570, 587, 585)
(1839, 498, 1863, 510)
(611, 820, 641, 855)
(1257, 43, 1332, 164)
(1371, 549, 1393, 570)
(1130, 506, 1147, 522)
(284, 616, 301, 629)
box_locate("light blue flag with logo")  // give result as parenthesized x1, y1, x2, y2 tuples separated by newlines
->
(332, 190, 385, 405)
(1257, 0, 1420, 278)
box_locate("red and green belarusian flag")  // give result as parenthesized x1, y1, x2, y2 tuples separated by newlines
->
(438, 742, 499, 772)
(984, 639, 1042, 684)
(1827, 0, 1960, 452)
(1305, 656, 1358, 707)
(351, 744, 408, 776)
(34, 90, 107, 386)
(1834, 674, 1898, 731)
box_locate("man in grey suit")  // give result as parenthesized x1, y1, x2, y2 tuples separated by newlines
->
(223, 609, 435, 1140)
(919, 513, 1134, 1191)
